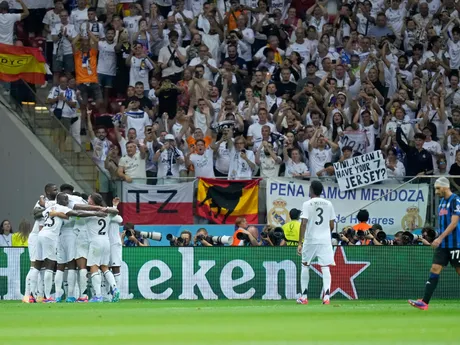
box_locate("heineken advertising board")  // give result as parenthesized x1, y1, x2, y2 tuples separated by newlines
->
(1, 247, 459, 300)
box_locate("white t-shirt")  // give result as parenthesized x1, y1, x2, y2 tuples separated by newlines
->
(190, 149, 215, 177)
(42, 10, 61, 42)
(260, 154, 281, 178)
(129, 57, 154, 90)
(228, 147, 255, 180)
(247, 122, 277, 143)
(300, 197, 336, 245)
(60, 195, 87, 234)
(125, 110, 151, 140)
(97, 41, 117, 76)
(309, 147, 332, 177)
(80, 21, 105, 39)
(123, 15, 142, 41)
(189, 57, 217, 81)
(40, 204, 72, 241)
(167, 9, 194, 41)
(423, 140, 442, 173)
(448, 39, 460, 70)
(109, 213, 123, 246)
(47, 86, 77, 118)
(70, 8, 88, 29)
(285, 159, 309, 178)
(0, 233, 12, 246)
(385, 8, 406, 36)
(91, 137, 112, 168)
(445, 137, 459, 171)
(119, 152, 147, 180)
(215, 141, 232, 174)
(51, 23, 75, 56)
(286, 41, 311, 63)
(0, 13, 21, 45)
(86, 214, 112, 241)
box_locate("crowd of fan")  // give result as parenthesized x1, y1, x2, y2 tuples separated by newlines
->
(3, 0, 460, 193)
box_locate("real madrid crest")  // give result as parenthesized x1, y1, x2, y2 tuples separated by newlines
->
(268, 198, 290, 226)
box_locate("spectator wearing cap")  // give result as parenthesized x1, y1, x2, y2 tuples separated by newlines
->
(122, 96, 151, 141)
(282, 209, 301, 246)
(396, 127, 434, 178)
(158, 30, 187, 84)
(153, 134, 186, 185)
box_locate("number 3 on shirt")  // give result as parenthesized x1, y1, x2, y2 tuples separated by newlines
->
(98, 219, 106, 235)
(315, 208, 323, 225)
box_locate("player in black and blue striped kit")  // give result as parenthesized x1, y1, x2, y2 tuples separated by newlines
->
(409, 177, 460, 310)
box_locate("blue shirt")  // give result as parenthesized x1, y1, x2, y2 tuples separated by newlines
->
(438, 194, 460, 248)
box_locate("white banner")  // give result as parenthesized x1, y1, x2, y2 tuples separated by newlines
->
(334, 150, 386, 191)
(266, 178, 429, 235)
(122, 182, 194, 203)
(340, 131, 367, 155)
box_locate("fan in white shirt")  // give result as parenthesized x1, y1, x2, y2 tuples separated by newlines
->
(256, 141, 282, 178)
(283, 147, 310, 178)
(308, 128, 339, 176)
(422, 126, 443, 173)
(118, 141, 147, 184)
(153, 134, 186, 184)
(211, 129, 234, 177)
(70, 0, 88, 29)
(0, 0, 27, 45)
(228, 136, 256, 180)
(185, 140, 215, 178)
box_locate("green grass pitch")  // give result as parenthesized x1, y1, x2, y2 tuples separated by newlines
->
(0, 300, 458, 345)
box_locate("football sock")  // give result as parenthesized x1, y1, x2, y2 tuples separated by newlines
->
(44, 269, 54, 299)
(63, 269, 69, 297)
(301, 265, 310, 298)
(104, 270, 117, 291)
(54, 270, 64, 298)
(38, 268, 46, 297)
(78, 269, 88, 297)
(29, 268, 40, 297)
(67, 269, 76, 298)
(321, 266, 331, 301)
(91, 272, 102, 297)
(24, 268, 33, 297)
(422, 272, 440, 304)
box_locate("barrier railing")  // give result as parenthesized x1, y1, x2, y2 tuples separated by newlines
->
(1, 247, 459, 300)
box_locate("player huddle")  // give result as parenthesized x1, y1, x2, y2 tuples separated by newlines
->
(23, 183, 123, 303)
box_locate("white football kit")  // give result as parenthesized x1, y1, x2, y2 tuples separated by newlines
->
(59, 194, 88, 263)
(37, 204, 72, 261)
(29, 199, 56, 262)
(300, 197, 336, 266)
(109, 212, 123, 267)
(86, 214, 113, 267)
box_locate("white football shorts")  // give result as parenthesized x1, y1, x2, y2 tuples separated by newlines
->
(36, 235, 57, 262)
(57, 232, 77, 264)
(302, 244, 335, 266)
(87, 239, 110, 267)
(28, 232, 38, 262)
(110, 244, 122, 267)
(75, 229, 89, 259)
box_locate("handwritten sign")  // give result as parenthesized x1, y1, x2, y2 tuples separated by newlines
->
(334, 150, 387, 191)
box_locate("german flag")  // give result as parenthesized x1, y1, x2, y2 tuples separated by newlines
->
(196, 178, 261, 224)
(0, 43, 46, 85)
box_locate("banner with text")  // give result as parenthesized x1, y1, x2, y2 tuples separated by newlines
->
(266, 178, 429, 234)
(334, 150, 386, 191)
(340, 131, 367, 155)
(196, 178, 261, 224)
(121, 182, 194, 224)
(1, 247, 459, 300)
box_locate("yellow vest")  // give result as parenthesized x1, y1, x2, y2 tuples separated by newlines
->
(282, 220, 300, 246)
(12, 233, 28, 247)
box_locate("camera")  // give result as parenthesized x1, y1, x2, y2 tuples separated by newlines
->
(166, 234, 184, 246)
(262, 226, 285, 246)
(422, 227, 438, 243)
(401, 231, 416, 245)
(196, 234, 232, 245)
(236, 232, 250, 241)
(125, 229, 162, 241)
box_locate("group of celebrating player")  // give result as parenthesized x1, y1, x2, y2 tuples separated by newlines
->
(23, 183, 123, 303)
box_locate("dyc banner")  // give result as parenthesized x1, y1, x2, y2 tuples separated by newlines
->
(266, 178, 429, 234)
(1, 247, 459, 300)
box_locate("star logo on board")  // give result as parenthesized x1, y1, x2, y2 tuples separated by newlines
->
(311, 247, 370, 300)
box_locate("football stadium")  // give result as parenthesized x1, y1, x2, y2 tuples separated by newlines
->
(1, 0, 460, 343)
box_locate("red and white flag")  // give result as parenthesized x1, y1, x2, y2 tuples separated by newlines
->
(120, 182, 194, 225)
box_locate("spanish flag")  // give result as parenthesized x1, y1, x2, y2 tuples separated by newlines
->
(196, 178, 261, 224)
(0, 43, 46, 85)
